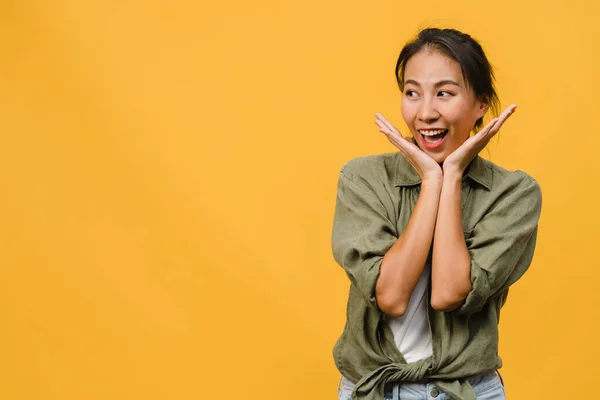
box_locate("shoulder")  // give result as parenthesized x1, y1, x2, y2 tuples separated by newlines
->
(482, 158, 542, 205)
(338, 152, 399, 187)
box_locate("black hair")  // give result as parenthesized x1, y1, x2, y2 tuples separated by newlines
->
(395, 28, 500, 131)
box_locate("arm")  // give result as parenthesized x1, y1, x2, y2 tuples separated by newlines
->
(430, 170, 471, 311)
(373, 113, 443, 316)
(376, 176, 442, 316)
(331, 167, 398, 313)
(330, 113, 444, 316)
(453, 175, 542, 315)
(331, 162, 442, 318)
(431, 105, 518, 311)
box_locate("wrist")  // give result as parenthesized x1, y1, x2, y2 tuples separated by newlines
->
(422, 173, 444, 189)
(442, 164, 464, 180)
(443, 169, 464, 184)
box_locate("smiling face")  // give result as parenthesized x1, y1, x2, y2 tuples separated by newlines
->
(401, 48, 488, 163)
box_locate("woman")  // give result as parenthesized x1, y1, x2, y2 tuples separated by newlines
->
(332, 28, 542, 400)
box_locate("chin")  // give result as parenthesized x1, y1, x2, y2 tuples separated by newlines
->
(419, 148, 447, 164)
(431, 153, 447, 164)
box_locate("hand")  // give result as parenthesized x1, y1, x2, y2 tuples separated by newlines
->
(443, 104, 517, 175)
(375, 112, 442, 183)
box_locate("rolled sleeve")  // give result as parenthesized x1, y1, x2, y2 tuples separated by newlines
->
(454, 173, 542, 315)
(331, 165, 398, 311)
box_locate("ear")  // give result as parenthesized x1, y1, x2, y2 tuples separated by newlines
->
(476, 99, 489, 120)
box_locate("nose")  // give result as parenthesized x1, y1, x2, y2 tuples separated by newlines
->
(417, 97, 440, 122)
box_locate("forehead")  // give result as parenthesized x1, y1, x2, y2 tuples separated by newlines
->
(403, 49, 465, 86)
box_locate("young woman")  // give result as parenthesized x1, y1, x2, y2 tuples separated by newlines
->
(332, 28, 542, 400)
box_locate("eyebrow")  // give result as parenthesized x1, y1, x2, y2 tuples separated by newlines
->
(404, 79, 461, 88)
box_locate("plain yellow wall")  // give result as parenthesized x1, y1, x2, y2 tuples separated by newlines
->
(1, 0, 599, 399)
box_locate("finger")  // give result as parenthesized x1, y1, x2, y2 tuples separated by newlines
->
(473, 117, 499, 139)
(397, 136, 424, 159)
(381, 129, 405, 148)
(378, 127, 398, 141)
(375, 113, 402, 136)
(375, 114, 398, 134)
(381, 129, 415, 156)
(465, 118, 500, 151)
(375, 118, 394, 131)
(376, 123, 398, 139)
(494, 104, 517, 128)
(375, 115, 418, 151)
(377, 124, 404, 146)
(374, 119, 388, 131)
(375, 118, 393, 134)
(392, 132, 416, 147)
(487, 104, 517, 138)
(402, 135, 418, 147)
(384, 133, 409, 156)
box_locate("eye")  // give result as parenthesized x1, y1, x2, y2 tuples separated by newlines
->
(405, 90, 418, 97)
(438, 91, 453, 97)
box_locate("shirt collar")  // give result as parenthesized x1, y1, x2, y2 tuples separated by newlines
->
(393, 152, 493, 190)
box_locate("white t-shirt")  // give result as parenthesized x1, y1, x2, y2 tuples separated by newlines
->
(384, 262, 433, 363)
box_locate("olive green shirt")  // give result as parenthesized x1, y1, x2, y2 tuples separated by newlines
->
(331, 151, 542, 400)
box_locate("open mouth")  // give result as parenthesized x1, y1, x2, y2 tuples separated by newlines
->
(417, 129, 448, 148)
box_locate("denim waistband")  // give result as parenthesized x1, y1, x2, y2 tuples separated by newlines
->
(339, 369, 503, 399)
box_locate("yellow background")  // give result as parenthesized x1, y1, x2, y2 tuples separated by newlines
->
(1, 0, 598, 399)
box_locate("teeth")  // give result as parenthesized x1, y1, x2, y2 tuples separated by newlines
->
(418, 129, 446, 136)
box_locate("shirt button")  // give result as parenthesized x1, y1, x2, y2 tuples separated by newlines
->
(430, 387, 440, 398)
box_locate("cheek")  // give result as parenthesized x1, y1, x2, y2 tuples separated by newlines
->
(401, 101, 414, 125)
(445, 104, 478, 131)
(444, 108, 476, 143)
(441, 103, 466, 123)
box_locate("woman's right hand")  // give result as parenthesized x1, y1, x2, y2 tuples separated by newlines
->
(374, 113, 442, 183)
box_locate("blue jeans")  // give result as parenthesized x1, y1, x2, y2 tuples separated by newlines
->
(337, 370, 506, 400)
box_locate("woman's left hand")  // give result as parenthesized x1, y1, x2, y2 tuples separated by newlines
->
(443, 104, 517, 174)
